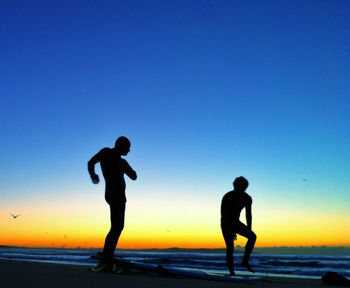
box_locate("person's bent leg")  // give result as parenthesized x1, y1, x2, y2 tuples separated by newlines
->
(243, 231, 256, 262)
(221, 224, 235, 276)
(103, 202, 126, 260)
(235, 222, 257, 271)
(241, 231, 256, 271)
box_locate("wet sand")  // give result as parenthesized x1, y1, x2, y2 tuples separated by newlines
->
(0, 259, 327, 288)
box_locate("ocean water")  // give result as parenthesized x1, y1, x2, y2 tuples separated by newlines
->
(0, 248, 349, 279)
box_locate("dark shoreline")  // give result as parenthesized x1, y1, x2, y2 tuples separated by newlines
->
(0, 259, 325, 288)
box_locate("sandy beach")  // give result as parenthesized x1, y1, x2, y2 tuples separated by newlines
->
(0, 259, 329, 288)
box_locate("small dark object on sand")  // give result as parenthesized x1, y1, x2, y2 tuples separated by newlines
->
(322, 271, 350, 286)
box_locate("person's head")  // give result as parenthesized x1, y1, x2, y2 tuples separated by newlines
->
(114, 136, 131, 156)
(233, 176, 249, 192)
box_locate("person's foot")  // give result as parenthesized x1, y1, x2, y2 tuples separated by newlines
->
(105, 263, 117, 273)
(241, 261, 254, 273)
(112, 265, 124, 274)
(91, 259, 116, 272)
(91, 260, 109, 272)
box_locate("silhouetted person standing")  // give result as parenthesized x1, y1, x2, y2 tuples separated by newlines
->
(88, 136, 137, 271)
(221, 176, 256, 276)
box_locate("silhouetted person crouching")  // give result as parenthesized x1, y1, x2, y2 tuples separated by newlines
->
(88, 136, 137, 271)
(221, 176, 256, 276)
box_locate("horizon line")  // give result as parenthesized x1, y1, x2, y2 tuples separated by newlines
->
(1, 244, 350, 250)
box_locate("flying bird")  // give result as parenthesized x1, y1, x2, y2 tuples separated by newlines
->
(10, 214, 20, 218)
(301, 178, 307, 182)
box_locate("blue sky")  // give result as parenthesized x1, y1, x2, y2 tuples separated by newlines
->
(1, 1, 349, 247)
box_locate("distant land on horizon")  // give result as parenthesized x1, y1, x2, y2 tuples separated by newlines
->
(1, 245, 349, 255)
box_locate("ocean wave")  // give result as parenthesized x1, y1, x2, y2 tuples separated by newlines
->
(259, 260, 349, 269)
(1, 249, 349, 278)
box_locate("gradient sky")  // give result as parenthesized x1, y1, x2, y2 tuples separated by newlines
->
(1, 0, 349, 249)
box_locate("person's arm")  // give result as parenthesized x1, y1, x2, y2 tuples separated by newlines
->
(87, 150, 103, 184)
(121, 159, 137, 180)
(245, 198, 252, 231)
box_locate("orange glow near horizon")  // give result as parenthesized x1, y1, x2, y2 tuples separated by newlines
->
(1, 217, 349, 249)
(1, 192, 349, 249)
